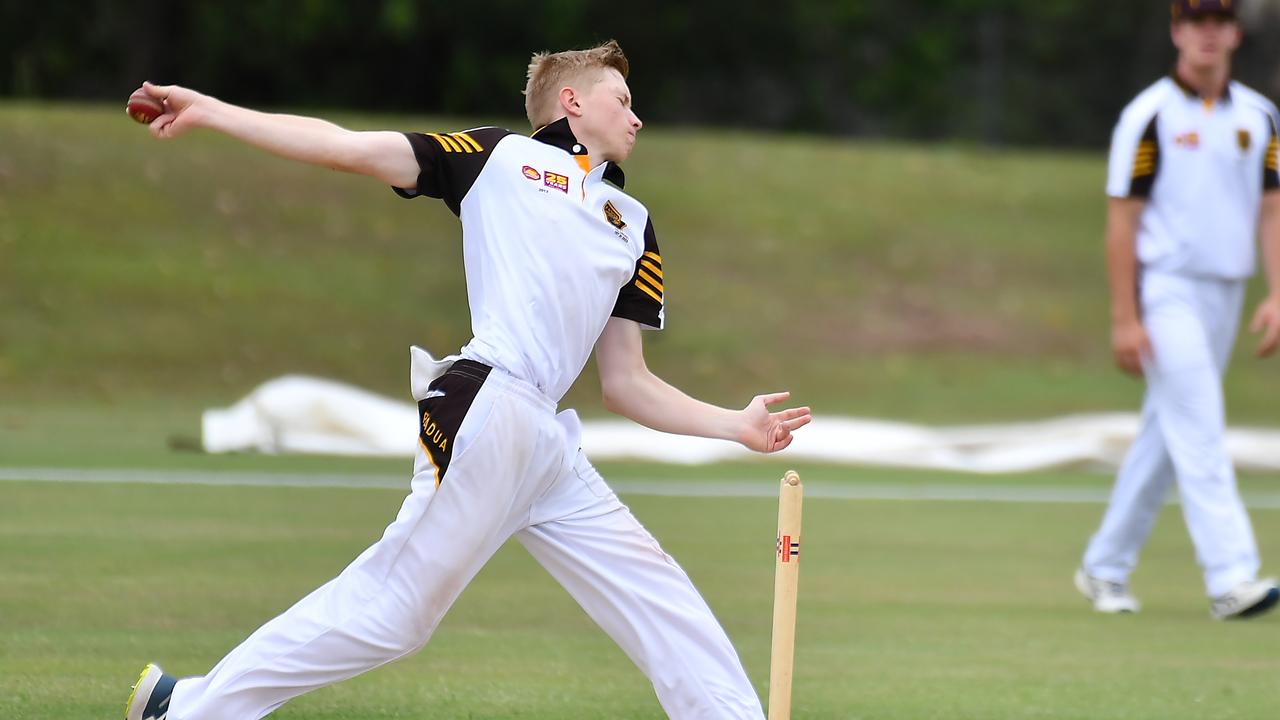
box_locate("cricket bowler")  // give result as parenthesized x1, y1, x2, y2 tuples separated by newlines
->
(123, 40, 811, 720)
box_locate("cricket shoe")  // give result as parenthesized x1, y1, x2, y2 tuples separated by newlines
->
(1074, 567, 1140, 614)
(125, 663, 177, 720)
(1209, 578, 1280, 621)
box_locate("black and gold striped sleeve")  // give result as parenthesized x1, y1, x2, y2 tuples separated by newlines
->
(1129, 116, 1160, 198)
(393, 127, 513, 216)
(1264, 116, 1279, 192)
(611, 218, 664, 329)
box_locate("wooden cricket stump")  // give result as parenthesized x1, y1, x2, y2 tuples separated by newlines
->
(768, 470, 803, 719)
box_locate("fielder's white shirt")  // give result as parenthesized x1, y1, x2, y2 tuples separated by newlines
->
(393, 119, 664, 402)
(1107, 76, 1280, 279)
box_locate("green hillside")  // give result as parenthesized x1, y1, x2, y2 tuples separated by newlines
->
(4, 102, 1278, 425)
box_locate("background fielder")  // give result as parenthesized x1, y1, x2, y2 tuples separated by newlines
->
(1076, 0, 1280, 619)
(122, 41, 811, 720)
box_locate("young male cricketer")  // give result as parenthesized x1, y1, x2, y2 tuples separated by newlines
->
(1076, 0, 1280, 619)
(123, 40, 811, 720)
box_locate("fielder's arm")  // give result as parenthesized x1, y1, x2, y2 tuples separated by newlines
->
(1105, 197, 1151, 376)
(137, 82, 419, 189)
(594, 318, 811, 454)
(1249, 192, 1280, 357)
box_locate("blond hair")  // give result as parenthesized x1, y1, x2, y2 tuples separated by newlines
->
(524, 40, 629, 129)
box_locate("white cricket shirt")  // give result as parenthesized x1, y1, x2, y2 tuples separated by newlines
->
(1107, 76, 1280, 279)
(394, 119, 664, 402)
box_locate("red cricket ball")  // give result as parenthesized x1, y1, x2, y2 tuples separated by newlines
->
(126, 89, 165, 125)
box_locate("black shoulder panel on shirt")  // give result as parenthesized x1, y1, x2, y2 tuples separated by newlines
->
(611, 218, 664, 329)
(392, 127, 515, 216)
(1264, 115, 1279, 192)
(1129, 114, 1160, 198)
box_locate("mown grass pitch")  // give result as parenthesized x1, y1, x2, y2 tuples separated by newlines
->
(4, 472, 1279, 719)
(6, 100, 1280, 719)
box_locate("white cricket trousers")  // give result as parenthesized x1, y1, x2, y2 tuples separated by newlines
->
(1083, 270, 1260, 597)
(169, 353, 764, 719)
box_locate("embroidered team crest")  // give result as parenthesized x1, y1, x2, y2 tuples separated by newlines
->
(522, 165, 541, 181)
(603, 200, 626, 230)
(1238, 129, 1252, 151)
(544, 171, 569, 193)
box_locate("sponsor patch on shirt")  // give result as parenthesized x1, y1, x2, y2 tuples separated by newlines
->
(522, 165, 541, 181)
(1174, 131, 1200, 149)
(544, 171, 569, 193)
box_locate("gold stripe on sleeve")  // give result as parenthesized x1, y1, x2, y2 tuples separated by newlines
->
(453, 132, 483, 152)
(1132, 140, 1157, 178)
(425, 133, 452, 151)
(635, 279, 663, 303)
(429, 132, 464, 153)
(639, 258, 663, 277)
(638, 269, 664, 293)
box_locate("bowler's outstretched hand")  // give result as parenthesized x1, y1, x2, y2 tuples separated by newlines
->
(739, 392, 811, 454)
(1249, 295, 1280, 357)
(137, 81, 206, 139)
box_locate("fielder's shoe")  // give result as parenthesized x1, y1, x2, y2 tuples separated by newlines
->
(1074, 567, 1141, 614)
(125, 663, 177, 720)
(1209, 578, 1280, 621)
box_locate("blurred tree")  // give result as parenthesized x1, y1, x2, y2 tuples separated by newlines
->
(2, 0, 1278, 147)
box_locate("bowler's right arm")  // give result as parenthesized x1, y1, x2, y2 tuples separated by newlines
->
(138, 82, 420, 190)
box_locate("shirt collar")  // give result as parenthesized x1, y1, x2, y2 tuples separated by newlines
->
(530, 117, 627, 189)
(1170, 71, 1232, 103)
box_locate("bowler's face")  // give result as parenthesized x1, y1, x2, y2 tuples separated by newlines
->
(578, 69, 643, 163)
(1172, 14, 1242, 71)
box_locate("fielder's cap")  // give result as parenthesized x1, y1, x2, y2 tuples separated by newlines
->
(1171, 0, 1238, 21)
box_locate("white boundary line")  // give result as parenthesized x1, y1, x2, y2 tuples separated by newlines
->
(5, 467, 1280, 508)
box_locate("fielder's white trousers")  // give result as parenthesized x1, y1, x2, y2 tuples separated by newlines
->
(169, 352, 764, 720)
(1083, 271, 1261, 597)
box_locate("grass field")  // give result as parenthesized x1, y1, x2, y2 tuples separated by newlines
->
(5, 102, 1280, 423)
(6, 101, 1280, 719)
(3, 471, 1280, 720)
